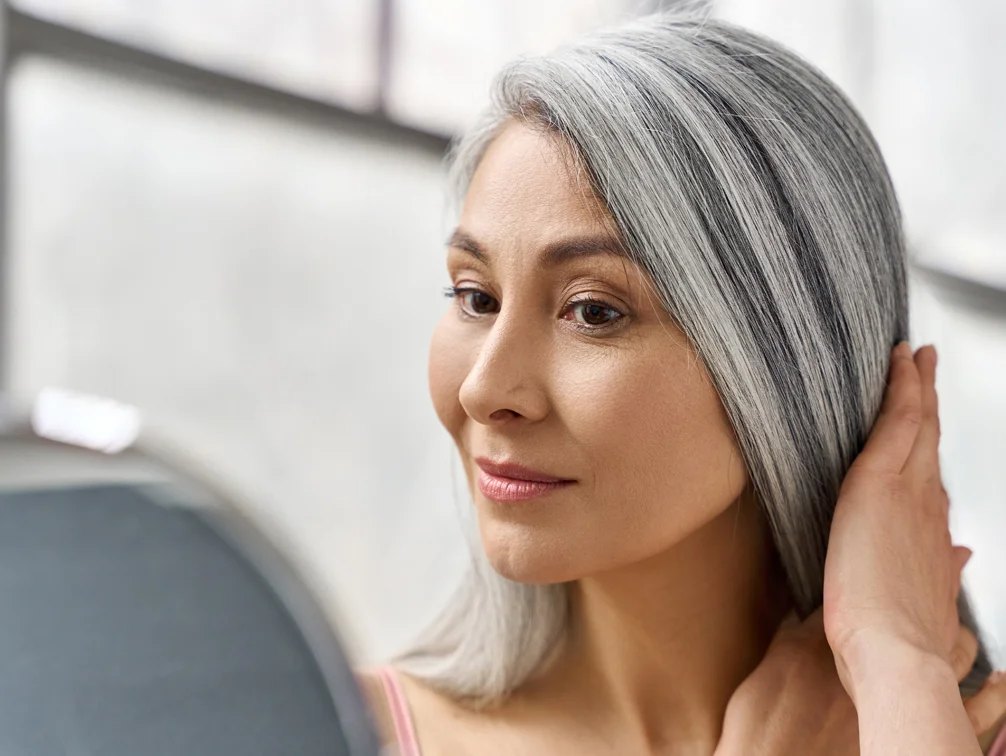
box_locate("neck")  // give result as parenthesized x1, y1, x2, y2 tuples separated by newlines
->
(545, 493, 789, 753)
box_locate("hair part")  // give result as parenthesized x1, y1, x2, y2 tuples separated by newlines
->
(396, 10, 992, 707)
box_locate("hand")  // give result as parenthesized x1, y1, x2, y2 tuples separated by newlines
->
(822, 343, 968, 689)
(715, 609, 856, 756)
(715, 611, 1006, 756)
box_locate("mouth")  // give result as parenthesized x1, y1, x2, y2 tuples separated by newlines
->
(474, 457, 575, 503)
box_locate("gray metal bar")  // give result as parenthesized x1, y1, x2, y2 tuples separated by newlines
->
(0, 1, 8, 394)
(3, 6, 451, 153)
(377, 0, 395, 115)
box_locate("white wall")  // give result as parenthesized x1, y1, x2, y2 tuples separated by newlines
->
(9, 1, 1004, 669)
(870, 0, 1006, 286)
(387, 0, 651, 133)
(7, 56, 469, 664)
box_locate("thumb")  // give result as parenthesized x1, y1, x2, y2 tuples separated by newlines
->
(768, 610, 802, 645)
(953, 546, 974, 601)
(954, 545, 974, 573)
(778, 610, 800, 631)
(770, 607, 822, 645)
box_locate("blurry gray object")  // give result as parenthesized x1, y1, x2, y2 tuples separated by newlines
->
(0, 399, 381, 756)
(911, 259, 1006, 317)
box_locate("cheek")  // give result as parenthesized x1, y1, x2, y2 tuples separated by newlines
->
(565, 346, 747, 541)
(428, 314, 471, 439)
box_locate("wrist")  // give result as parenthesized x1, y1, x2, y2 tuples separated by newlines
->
(837, 633, 981, 756)
(837, 631, 955, 705)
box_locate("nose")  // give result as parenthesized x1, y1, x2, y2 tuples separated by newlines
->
(457, 310, 550, 426)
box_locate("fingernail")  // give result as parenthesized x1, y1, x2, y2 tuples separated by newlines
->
(991, 670, 1006, 685)
(895, 340, 911, 356)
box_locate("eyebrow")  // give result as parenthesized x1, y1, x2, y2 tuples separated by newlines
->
(447, 228, 627, 267)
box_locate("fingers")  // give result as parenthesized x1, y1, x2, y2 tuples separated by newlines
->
(951, 551, 968, 631)
(857, 342, 923, 473)
(903, 345, 941, 479)
(950, 625, 980, 682)
(800, 607, 825, 633)
(778, 609, 800, 632)
(954, 546, 974, 583)
(764, 608, 804, 652)
(769, 608, 828, 654)
(768, 609, 806, 649)
(965, 671, 1006, 736)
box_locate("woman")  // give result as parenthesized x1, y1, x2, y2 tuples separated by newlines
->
(360, 11, 1006, 754)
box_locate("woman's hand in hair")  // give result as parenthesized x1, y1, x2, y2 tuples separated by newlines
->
(715, 608, 856, 756)
(821, 342, 983, 754)
(823, 343, 963, 677)
(715, 613, 1006, 756)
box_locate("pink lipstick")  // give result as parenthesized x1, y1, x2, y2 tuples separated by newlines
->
(474, 458, 574, 503)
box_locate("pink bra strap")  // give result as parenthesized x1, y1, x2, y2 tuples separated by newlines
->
(376, 666, 422, 756)
(990, 723, 1006, 756)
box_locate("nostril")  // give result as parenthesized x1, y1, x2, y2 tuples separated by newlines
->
(488, 408, 521, 421)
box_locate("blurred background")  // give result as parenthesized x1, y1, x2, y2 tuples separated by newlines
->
(0, 0, 1003, 667)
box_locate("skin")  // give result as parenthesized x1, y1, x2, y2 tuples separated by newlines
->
(715, 610, 1006, 755)
(358, 120, 1006, 754)
(430, 119, 782, 752)
(822, 344, 1001, 755)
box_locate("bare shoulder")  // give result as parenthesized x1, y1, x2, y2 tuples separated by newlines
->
(356, 666, 561, 755)
(396, 670, 486, 754)
(354, 666, 483, 755)
(398, 670, 573, 756)
(353, 669, 398, 749)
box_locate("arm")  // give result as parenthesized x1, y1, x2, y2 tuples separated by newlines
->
(822, 343, 993, 756)
(717, 345, 1006, 756)
(715, 614, 1006, 756)
(842, 635, 980, 756)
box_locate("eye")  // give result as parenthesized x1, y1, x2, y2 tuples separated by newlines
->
(565, 299, 624, 329)
(443, 286, 500, 317)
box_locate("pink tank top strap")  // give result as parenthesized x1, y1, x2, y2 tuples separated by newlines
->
(990, 723, 1006, 756)
(367, 665, 1006, 756)
(376, 666, 422, 756)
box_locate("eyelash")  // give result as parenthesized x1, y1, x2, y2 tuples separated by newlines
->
(442, 285, 627, 332)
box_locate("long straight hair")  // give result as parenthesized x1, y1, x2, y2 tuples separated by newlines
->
(396, 11, 993, 707)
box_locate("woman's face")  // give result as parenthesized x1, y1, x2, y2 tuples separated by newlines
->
(429, 120, 748, 584)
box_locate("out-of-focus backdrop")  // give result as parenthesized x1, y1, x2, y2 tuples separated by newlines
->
(1, 0, 1003, 665)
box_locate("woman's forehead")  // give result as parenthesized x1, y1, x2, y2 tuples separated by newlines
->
(467, 124, 607, 219)
(459, 122, 619, 254)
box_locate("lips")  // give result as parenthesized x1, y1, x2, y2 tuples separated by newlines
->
(474, 457, 574, 503)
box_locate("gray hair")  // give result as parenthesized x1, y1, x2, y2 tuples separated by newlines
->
(396, 11, 992, 706)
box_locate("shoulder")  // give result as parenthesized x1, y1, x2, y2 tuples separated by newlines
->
(354, 668, 399, 749)
(355, 666, 505, 756)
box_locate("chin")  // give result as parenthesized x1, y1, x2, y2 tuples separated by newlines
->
(478, 518, 581, 585)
